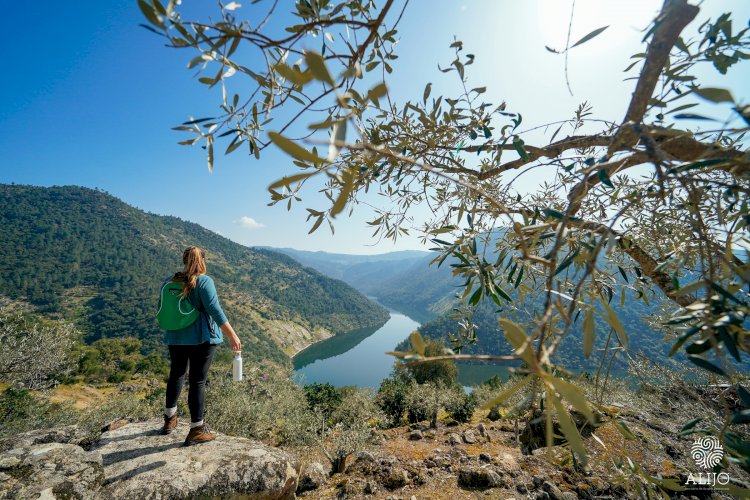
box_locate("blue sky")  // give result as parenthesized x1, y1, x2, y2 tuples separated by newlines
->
(1, 1, 748, 254)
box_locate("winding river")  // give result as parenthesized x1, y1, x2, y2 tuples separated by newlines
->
(292, 310, 507, 389)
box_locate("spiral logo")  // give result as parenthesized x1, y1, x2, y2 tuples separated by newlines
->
(690, 436, 724, 469)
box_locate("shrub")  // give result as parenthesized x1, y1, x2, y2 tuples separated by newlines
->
(405, 382, 443, 427)
(402, 338, 458, 386)
(304, 382, 343, 420)
(445, 389, 479, 423)
(375, 375, 409, 426)
(0, 309, 77, 389)
(321, 388, 384, 473)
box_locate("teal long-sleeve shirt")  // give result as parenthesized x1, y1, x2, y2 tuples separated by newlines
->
(162, 274, 227, 346)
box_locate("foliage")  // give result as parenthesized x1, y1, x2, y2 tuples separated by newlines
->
(0, 184, 388, 365)
(146, 0, 750, 483)
(445, 389, 479, 424)
(405, 382, 444, 428)
(397, 337, 458, 386)
(0, 309, 77, 389)
(75, 337, 169, 383)
(375, 374, 410, 426)
(304, 382, 343, 421)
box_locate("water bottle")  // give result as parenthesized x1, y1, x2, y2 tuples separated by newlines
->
(232, 352, 243, 382)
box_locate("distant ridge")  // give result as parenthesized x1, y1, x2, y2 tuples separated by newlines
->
(0, 184, 389, 364)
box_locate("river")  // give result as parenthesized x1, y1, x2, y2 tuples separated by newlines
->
(292, 311, 507, 389)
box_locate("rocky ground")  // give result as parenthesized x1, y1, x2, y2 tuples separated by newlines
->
(295, 407, 749, 500)
(0, 419, 299, 499)
(0, 398, 748, 499)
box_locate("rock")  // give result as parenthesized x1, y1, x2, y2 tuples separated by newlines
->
(495, 452, 520, 473)
(92, 418, 299, 499)
(101, 418, 130, 433)
(462, 429, 477, 444)
(543, 480, 565, 500)
(383, 467, 409, 489)
(532, 475, 544, 488)
(561, 492, 578, 500)
(479, 452, 492, 463)
(457, 467, 507, 489)
(355, 451, 376, 463)
(448, 433, 462, 445)
(408, 430, 424, 441)
(0, 425, 91, 452)
(297, 461, 327, 493)
(476, 423, 488, 437)
(0, 442, 104, 499)
(364, 480, 377, 494)
(410, 496, 417, 500)
(487, 406, 501, 421)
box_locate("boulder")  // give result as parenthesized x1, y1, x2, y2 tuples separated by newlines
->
(382, 467, 408, 489)
(0, 425, 91, 452)
(297, 461, 327, 493)
(0, 442, 104, 499)
(461, 430, 477, 444)
(92, 419, 299, 499)
(447, 433, 461, 446)
(457, 467, 508, 489)
(408, 430, 423, 441)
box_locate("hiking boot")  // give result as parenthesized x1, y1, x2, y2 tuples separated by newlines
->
(184, 423, 217, 446)
(162, 414, 178, 435)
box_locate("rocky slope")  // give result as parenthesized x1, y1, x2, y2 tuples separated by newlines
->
(0, 419, 299, 499)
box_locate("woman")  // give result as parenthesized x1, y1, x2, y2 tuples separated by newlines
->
(161, 246, 242, 445)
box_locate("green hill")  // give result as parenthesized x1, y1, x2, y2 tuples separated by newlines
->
(0, 184, 389, 366)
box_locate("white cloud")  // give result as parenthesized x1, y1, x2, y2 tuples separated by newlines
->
(235, 216, 265, 229)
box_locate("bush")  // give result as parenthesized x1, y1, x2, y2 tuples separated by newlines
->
(405, 382, 444, 427)
(445, 390, 479, 423)
(322, 388, 384, 473)
(0, 309, 77, 389)
(401, 338, 458, 386)
(375, 375, 409, 426)
(304, 382, 343, 420)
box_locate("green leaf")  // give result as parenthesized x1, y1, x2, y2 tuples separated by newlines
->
(548, 375, 593, 421)
(554, 250, 579, 276)
(304, 51, 334, 86)
(598, 168, 614, 188)
(687, 355, 727, 376)
(423, 82, 432, 103)
(673, 113, 716, 121)
(599, 298, 628, 348)
(679, 417, 703, 435)
(330, 167, 356, 218)
(693, 87, 734, 103)
(738, 385, 750, 407)
(268, 132, 326, 164)
(583, 309, 595, 358)
(499, 319, 535, 365)
(268, 171, 317, 190)
(571, 26, 609, 48)
(367, 82, 388, 106)
(328, 120, 347, 162)
(410, 331, 426, 356)
(480, 375, 532, 410)
(549, 390, 587, 466)
(138, 0, 164, 28)
(513, 136, 529, 160)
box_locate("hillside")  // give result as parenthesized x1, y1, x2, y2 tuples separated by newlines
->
(0, 184, 389, 365)
(272, 248, 453, 321)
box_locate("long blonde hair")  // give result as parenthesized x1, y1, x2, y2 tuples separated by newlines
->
(173, 246, 206, 298)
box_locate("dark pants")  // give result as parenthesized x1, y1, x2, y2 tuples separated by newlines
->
(165, 342, 217, 423)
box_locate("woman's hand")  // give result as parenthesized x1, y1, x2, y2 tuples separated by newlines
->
(219, 322, 242, 352)
(229, 333, 242, 352)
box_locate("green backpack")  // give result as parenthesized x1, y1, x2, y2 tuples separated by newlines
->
(156, 281, 199, 331)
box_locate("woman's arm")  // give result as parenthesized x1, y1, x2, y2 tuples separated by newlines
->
(219, 322, 242, 352)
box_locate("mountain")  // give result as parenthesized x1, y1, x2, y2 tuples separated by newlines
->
(0, 184, 389, 365)
(270, 248, 454, 321)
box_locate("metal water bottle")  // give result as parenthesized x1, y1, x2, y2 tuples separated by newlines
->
(232, 352, 243, 382)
